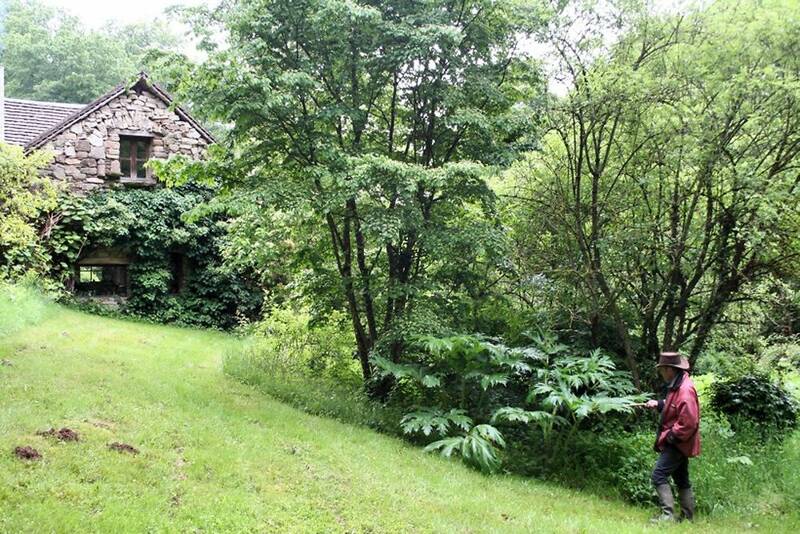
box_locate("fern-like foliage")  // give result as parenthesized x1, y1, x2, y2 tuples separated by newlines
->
(490, 406, 556, 425)
(387, 332, 646, 472)
(527, 349, 645, 425)
(371, 354, 441, 388)
(424, 423, 506, 473)
(400, 407, 473, 436)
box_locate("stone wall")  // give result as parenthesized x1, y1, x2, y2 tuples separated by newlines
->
(40, 89, 209, 193)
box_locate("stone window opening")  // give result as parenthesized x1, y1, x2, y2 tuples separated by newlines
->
(119, 135, 152, 179)
(76, 264, 129, 296)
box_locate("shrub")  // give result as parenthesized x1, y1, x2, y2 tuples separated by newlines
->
(502, 422, 656, 503)
(249, 306, 360, 387)
(760, 338, 800, 376)
(0, 281, 54, 335)
(374, 333, 644, 473)
(709, 373, 798, 436)
(0, 143, 59, 279)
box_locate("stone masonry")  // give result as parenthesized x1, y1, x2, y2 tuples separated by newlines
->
(39, 88, 209, 193)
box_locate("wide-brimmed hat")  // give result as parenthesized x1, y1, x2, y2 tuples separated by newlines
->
(656, 351, 690, 370)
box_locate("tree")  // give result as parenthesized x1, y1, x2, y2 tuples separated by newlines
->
(0, 0, 181, 102)
(0, 143, 58, 278)
(159, 0, 545, 389)
(512, 0, 800, 384)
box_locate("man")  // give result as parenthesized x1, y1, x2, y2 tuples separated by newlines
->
(645, 351, 701, 522)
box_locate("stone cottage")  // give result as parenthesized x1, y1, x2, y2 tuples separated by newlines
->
(1, 71, 215, 299)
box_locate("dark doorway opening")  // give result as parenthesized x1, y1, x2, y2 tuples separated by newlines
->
(170, 253, 187, 294)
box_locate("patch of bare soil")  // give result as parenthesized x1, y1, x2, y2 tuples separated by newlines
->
(37, 427, 80, 441)
(174, 447, 188, 481)
(108, 442, 139, 455)
(84, 418, 114, 430)
(1, 359, 13, 366)
(14, 446, 41, 460)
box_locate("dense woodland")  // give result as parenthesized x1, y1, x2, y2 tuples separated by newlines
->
(2, 0, 800, 520)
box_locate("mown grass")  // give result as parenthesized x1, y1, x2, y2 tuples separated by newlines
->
(0, 289, 796, 532)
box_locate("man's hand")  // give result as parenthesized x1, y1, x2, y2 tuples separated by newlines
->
(645, 399, 659, 410)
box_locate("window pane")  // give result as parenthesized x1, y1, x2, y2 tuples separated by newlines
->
(76, 265, 129, 295)
(120, 139, 132, 177)
(121, 155, 131, 177)
(120, 139, 130, 159)
(136, 141, 149, 178)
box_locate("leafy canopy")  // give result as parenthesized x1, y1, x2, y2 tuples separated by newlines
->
(0, 0, 181, 102)
(161, 0, 547, 384)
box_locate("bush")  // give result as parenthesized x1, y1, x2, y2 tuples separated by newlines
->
(248, 306, 361, 386)
(760, 338, 800, 376)
(710, 373, 798, 436)
(374, 333, 645, 473)
(0, 143, 59, 279)
(502, 423, 656, 504)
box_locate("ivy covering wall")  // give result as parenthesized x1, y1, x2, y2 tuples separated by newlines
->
(47, 185, 263, 329)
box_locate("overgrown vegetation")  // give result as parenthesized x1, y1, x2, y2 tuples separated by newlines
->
(45, 186, 263, 329)
(0, 144, 58, 279)
(375, 333, 644, 472)
(0, 281, 53, 336)
(710, 374, 798, 437)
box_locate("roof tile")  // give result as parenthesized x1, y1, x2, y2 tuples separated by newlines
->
(3, 98, 85, 146)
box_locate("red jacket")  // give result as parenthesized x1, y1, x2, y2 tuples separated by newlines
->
(655, 372, 701, 458)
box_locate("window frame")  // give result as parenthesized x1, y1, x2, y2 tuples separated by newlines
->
(119, 135, 152, 179)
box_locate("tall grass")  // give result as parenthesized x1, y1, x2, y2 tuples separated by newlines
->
(0, 282, 53, 336)
(693, 417, 800, 516)
(223, 340, 404, 434)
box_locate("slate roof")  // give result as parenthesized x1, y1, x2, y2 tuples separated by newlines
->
(3, 98, 86, 147)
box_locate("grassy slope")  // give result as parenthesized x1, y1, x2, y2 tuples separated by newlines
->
(0, 299, 794, 532)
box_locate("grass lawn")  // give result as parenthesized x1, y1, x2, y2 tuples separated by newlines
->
(0, 293, 795, 532)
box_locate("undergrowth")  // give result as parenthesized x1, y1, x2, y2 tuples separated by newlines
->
(0, 281, 54, 336)
(223, 342, 403, 434)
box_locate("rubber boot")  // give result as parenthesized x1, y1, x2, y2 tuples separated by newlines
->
(678, 487, 695, 521)
(651, 484, 676, 523)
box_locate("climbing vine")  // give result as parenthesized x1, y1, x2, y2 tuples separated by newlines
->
(46, 185, 263, 329)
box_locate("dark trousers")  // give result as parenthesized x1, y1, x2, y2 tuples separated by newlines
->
(651, 445, 691, 489)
